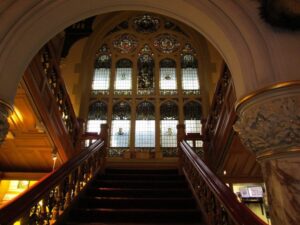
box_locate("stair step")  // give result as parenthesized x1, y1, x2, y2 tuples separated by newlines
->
(105, 169, 179, 175)
(93, 180, 188, 188)
(62, 169, 203, 224)
(69, 208, 202, 223)
(98, 173, 185, 181)
(86, 187, 193, 198)
(79, 196, 197, 209)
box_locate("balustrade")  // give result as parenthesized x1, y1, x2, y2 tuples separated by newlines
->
(179, 140, 267, 225)
(0, 136, 105, 225)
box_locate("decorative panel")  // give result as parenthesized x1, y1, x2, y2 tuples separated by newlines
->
(153, 34, 180, 53)
(133, 14, 160, 33)
(113, 34, 138, 53)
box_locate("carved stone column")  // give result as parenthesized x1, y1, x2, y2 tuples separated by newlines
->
(234, 82, 300, 225)
(0, 100, 13, 145)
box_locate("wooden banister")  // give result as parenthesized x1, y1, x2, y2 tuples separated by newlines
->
(179, 140, 267, 225)
(0, 138, 105, 225)
(203, 65, 236, 170)
(24, 41, 80, 161)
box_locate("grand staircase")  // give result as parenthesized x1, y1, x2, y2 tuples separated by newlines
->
(62, 168, 204, 225)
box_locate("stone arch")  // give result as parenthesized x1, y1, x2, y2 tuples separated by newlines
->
(0, 0, 274, 105)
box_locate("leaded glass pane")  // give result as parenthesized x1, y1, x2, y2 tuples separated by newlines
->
(87, 120, 106, 133)
(111, 120, 130, 147)
(138, 54, 154, 94)
(185, 120, 202, 134)
(184, 101, 202, 134)
(184, 101, 202, 120)
(160, 68, 176, 90)
(115, 68, 132, 90)
(135, 120, 155, 147)
(136, 101, 155, 120)
(181, 53, 199, 90)
(92, 68, 110, 90)
(112, 101, 131, 120)
(160, 101, 178, 120)
(182, 68, 199, 90)
(88, 101, 107, 120)
(160, 120, 177, 147)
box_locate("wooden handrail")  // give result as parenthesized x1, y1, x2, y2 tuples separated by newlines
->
(0, 139, 105, 225)
(179, 140, 267, 225)
(203, 65, 237, 170)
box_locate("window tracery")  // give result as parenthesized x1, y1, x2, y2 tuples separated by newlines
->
(88, 13, 204, 156)
(153, 34, 180, 53)
(113, 34, 138, 53)
(133, 14, 160, 33)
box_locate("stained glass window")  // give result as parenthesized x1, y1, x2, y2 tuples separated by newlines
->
(92, 45, 111, 90)
(87, 101, 107, 133)
(160, 101, 178, 148)
(181, 45, 199, 90)
(184, 101, 202, 134)
(135, 101, 155, 147)
(111, 101, 131, 147)
(138, 53, 155, 94)
(115, 59, 132, 90)
(160, 59, 177, 90)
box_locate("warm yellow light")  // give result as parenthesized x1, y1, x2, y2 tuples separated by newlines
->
(9, 107, 24, 124)
(13, 221, 20, 225)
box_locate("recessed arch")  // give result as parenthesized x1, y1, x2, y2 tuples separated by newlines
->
(0, 0, 275, 106)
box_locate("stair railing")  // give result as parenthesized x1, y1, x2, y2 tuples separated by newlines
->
(0, 137, 105, 225)
(24, 41, 80, 161)
(179, 140, 267, 225)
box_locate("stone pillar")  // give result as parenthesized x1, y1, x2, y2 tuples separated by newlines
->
(234, 82, 300, 225)
(0, 100, 13, 145)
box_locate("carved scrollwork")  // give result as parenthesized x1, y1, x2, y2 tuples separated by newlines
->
(234, 92, 300, 155)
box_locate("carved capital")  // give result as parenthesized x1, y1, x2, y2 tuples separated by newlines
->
(234, 83, 300, 159)
(0, 100, 13, 144)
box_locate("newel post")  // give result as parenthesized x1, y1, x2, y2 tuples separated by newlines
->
(177, 124, 186, 173)
(99, 123, 109, 171)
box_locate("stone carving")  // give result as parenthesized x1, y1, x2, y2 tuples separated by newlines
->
(234, 95, 300, 154)
(0, 101, 12, 144)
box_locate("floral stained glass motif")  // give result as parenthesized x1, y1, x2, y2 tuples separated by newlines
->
(133, 14, 160, 33)
(113, 34, 138, 54)
(154, 34, 180, 53)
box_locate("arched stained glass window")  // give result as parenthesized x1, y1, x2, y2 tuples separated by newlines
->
(160, 101, 178, 150)
(92, 45, 111, 91)
(137, 53, 154, 95)
(160, 58, 177, 90)
(115, 59, 132, 90)
(184, 101, 202, 134)
(87, 101, 107, 133)
(111, 101, 131, 147)
(181, 44, 199, 91)
(135, 101, 155, 147)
